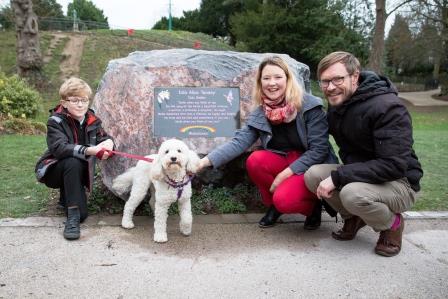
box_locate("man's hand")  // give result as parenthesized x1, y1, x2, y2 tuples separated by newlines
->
(316, 176, 336, 199)
(269, 167, 293, 193)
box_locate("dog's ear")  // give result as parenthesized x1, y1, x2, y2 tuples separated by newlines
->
(150, 155, 164, 180)
(186, 150, 200, 173)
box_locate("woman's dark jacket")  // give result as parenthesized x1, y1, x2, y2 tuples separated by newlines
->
(35, 105, 113, 191)
(208, 93, 338, 175)
(328, 71, 423, 191)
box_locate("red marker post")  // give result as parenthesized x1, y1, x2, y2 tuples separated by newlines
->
(193, 40, 201, 49)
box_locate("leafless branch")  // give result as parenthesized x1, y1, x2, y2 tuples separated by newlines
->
(387, 0, 415, 17)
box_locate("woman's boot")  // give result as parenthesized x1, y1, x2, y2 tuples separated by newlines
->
(258, 205, 282, 228)
(304, 201, 322, 230)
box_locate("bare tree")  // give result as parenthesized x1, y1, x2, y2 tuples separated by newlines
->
(413, 0, 448, 94)
(367, 0, 414, 73)
(11, 0, 42, 78)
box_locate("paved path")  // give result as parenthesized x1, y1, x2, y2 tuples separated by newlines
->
(1, 214, 447, 298)
(399, 88, 448, 106)
(59, 33, 87, 81)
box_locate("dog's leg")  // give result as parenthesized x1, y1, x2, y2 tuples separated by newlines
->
(122, 178, 151, 229)
(178, 198, 193, 236)
(112, 168, 135, 195)
(153, 200, 170, 243)
(149, 185, 155, 215)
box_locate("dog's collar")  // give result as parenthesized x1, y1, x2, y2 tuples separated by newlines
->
(164, 173, 194, 200)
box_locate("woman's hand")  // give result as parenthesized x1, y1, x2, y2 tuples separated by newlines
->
(269, 167, 293, 193)
(197, 157, 211, 172)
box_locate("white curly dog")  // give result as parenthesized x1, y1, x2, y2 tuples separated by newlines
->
(112, 139, 200, 243)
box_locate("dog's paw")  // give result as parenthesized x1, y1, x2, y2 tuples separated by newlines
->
(153, 232, 168, 243)
(180, 222, 192, 236)
(121, 218, 135, 229)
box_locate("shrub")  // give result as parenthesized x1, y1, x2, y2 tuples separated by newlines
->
(2, 118, 35, 134)
(190, 184, 252, 214)
(0, 115, 46, 135)
(0, 73, 41, 118)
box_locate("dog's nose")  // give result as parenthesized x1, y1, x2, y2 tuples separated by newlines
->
(170, 157, 177, 162)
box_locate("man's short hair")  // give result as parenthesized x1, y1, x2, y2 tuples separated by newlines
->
(317, 51, 361, 79)
(59, 77, 92, 100)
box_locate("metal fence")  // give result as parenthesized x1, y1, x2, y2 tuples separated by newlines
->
(38, 17, 109, 31)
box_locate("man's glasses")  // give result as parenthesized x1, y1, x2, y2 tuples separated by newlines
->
(318, 74, 351, 88)
(65, 96, 90, 105)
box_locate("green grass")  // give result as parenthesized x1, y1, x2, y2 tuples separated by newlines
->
(409, 107, 448, 210)
(79, 32, 169, 90)
(0, 135, 50, 218)
(0, 31, 69, 122)
(1, 29, 233, 121)
(79, 29, 234, 91)
(0, 31, 17, 75)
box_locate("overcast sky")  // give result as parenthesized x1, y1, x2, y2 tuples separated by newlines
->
(0, 0, 395, 33)
(59, 0, 201, 29)
(0, 0, 201, 29)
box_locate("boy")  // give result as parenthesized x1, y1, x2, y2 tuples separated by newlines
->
(35, 77, 114, 240)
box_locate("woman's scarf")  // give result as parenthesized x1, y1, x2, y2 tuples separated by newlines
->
(262, 94, 296, 125)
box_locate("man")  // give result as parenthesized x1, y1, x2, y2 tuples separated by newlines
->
(304, 51, 423, 257)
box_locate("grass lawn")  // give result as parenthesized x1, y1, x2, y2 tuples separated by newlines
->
(0, 135, 50, 218)
(410, 108, 448, 210)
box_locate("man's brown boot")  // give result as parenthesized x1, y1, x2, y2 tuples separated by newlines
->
(375, 214, 404, 257)
(332, 216, 366, 241)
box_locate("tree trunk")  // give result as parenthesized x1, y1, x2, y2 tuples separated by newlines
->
(367, 0, 386, 74)
(440, 2, 448, 95)
(11, 0, 42, 78)
(433, 56, 440, 80)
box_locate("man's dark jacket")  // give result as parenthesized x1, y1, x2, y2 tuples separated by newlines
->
(35, 105, 113, 191)
(328, 71, 423, 192)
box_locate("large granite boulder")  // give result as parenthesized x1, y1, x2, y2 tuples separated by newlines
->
(93, 49, 310, 194)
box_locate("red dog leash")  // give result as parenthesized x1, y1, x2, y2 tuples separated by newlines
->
(96, 149, 153, 163)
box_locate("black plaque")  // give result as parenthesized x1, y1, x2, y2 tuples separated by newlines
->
(154, 87, 240, 137)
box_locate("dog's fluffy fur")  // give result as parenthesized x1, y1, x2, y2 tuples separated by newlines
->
(112, 139, 200, 243)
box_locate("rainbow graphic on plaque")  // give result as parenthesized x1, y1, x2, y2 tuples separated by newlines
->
(180, 125, 217, 133)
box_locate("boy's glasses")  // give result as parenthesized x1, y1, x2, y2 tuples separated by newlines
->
(65, 96, 90, 105)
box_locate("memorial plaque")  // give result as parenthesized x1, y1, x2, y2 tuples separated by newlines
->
(154, 87, 240, 138)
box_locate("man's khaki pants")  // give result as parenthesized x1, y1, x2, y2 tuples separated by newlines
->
(304, 164, 417, 231)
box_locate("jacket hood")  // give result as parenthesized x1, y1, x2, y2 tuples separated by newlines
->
(351, 71, 398, 102)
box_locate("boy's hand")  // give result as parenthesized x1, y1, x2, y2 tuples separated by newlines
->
(97, 139, 114, 151)
(95, 148, 110, 160)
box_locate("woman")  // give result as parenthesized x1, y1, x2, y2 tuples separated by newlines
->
(35, 77, 114, 240)
(198, 56, 337, 229)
